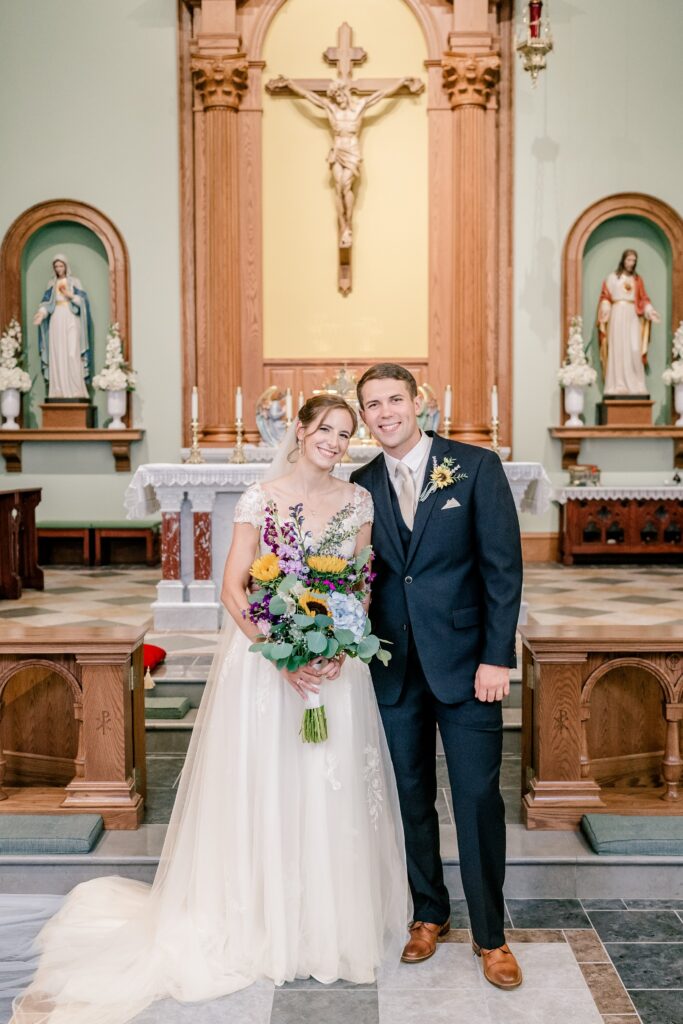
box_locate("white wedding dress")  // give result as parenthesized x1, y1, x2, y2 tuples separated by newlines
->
(12, 483, 409, 1024)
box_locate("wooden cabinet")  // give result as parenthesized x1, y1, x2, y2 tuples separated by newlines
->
(560, 494, 683, 564)
(0, 488, 44, 599)
(0, 625, 148, 829)
(520, 625, 683, 830)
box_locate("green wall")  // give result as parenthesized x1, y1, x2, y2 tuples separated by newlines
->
(514, 0, 683, 533)
(0, 0, 181, 517)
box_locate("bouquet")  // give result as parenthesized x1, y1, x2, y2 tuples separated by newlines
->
(245, 502, 391, 743)
(92, 323, 137, 392)
(0, 319, 32, 392)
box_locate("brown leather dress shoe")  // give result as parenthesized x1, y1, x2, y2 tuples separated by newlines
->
(472, 941, 523, 989)
(401, 919, 451, 963)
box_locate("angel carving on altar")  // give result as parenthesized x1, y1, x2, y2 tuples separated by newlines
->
(597, 248, 661, 396)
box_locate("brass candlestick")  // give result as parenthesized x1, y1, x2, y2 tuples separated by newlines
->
(490, 416, 501, 456)
(186, 419, 205, 464)
(230, 418, 246, 464)
(443, 415, 452, 438)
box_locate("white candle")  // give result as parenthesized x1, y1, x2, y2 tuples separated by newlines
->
(443, 385, 452, 420)
(298, 390, 305, 413)
(285, 387, 293, 422)
(191, 385, 199, 422)
(235, 386, 243, 421)
(491, 384, 499, 422)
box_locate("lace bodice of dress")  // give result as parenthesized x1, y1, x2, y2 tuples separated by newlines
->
(234, 482, 374, 559)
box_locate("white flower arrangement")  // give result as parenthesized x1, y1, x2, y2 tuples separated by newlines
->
(0, 318, 32, 392)
(662, 321, 683, 387)
(92, 323, 137, 392)
(557, 315, 598, 389)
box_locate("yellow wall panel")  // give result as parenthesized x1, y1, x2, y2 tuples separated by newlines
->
(262, 0, 428, 360)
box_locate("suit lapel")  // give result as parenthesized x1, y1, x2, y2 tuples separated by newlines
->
(405, 433, 450, 569)
(369, 454, 405, 570)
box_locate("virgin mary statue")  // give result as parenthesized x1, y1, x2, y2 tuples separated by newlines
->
(33, 254, 93, 399)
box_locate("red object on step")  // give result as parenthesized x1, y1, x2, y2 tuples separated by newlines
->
(143, 644, 167, 671)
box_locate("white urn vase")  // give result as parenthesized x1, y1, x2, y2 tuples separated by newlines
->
(107, 389, 127, 430)
(675, 382, 683, 427)
(563, 385, 585, 427)
(0, 387, 21, 430)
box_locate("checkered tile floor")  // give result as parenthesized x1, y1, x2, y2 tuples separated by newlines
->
(2, 564, 682, 1023)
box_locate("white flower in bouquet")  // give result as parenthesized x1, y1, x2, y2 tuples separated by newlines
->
(557, 316, 598, 388)
(662, 321, 683, 386)
(92, 323, 137, 391)
(0, 318, 31, 392)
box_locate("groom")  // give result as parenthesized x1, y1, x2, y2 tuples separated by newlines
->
(350, 363, 523, 989)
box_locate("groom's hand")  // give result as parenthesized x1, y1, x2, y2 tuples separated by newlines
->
(474, 664, 510, 703)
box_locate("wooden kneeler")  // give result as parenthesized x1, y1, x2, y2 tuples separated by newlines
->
(0, 624, 148, 829)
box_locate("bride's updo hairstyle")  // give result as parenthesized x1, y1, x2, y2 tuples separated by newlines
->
(289, 394, 358, 462)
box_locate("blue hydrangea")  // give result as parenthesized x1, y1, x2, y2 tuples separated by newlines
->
(327, 591, 366, 641)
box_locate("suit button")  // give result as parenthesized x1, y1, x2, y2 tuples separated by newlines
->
(403, 624, 408, 631)
(404, 576, 412, 584)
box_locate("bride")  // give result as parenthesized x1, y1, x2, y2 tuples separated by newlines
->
(11, 394, 409, 1024)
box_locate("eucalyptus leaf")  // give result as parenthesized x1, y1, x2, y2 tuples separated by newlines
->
(306, 631, 328, 655)
(278, 574, 299, 594)
(376, 648, 392, 666)
(269, 595, 287, 616)
(358, 635, 380, 659)
(271, 642, 293, 659)
(314, 614, 333, 628)
(293, 614, 315, 628)
(363, 617, 372, 637)
(248, 589, 266, 604)
(324, 637, 339, 659)
(334, 628, 356, 646)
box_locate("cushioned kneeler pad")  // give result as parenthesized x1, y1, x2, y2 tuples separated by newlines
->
(144, 696, 191, 720)
(0, 814, 103, 854)
(582, 814, 683, 855)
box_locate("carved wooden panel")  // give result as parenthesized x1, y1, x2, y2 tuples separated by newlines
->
(560, 496, 683, 564)
(0, 626, 148, 829)
(520, 626, 683, 829)
(264, 358, 429, 403)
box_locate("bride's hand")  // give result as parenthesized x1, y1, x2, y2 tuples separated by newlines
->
(319, 653, 346, 681)
(281, 665, 322, 700)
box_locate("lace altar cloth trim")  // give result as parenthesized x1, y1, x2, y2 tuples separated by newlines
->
(556, 485, 683, 504)
(125, 460, 553, 519)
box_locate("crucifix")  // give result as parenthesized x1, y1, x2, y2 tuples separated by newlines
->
(266, 23, 424, 295)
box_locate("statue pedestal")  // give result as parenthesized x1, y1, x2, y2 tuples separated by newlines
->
(600, 398, 654, 426)
(41, 402, 95, 429)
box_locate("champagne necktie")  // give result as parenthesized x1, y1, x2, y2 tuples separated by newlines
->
(395, 462, 415, 530)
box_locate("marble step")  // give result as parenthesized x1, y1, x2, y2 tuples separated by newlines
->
(3, 822, 680, 897)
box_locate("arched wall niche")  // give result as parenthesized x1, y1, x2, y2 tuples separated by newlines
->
(562, 192, 683, 425)
(0, 199, 132, 429)
(0, 201, 132, 364)
(179, 0, 515, 447)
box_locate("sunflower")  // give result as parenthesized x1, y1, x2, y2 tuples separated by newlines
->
(430, 465, 454, 489)
(250, 552, 281, 582)
(307, 555, 348, 575)
(299, 591, 331, 617)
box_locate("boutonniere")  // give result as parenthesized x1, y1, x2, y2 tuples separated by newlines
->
(419, 455, 468, 502)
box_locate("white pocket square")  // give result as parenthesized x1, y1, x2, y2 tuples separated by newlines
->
(441, 497, 461, 510)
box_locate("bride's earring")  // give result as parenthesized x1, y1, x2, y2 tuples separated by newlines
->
(298, 439, 304, 455)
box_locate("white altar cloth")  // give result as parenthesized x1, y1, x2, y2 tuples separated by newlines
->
(555, 484, 683, 504)
(125, 459, 552, 630)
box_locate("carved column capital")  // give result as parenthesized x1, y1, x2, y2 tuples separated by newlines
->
(191, 54, 248, 110)
(442, 52, 501, 109)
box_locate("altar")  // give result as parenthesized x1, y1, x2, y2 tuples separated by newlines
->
(125, 452, 553, 631)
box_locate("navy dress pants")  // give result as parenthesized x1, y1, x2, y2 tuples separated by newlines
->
(378, 643, 506, 949)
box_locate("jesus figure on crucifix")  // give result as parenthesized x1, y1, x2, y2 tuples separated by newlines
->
(268, 74, 423, 249)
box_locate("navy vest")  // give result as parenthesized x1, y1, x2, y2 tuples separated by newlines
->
(386, 466, 412, 557)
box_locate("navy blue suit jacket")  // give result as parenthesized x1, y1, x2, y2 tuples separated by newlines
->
(350, 432, 523, 705)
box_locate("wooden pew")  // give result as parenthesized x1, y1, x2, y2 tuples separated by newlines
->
(520, 624, 683, 830)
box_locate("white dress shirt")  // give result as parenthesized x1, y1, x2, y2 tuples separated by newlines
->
(384, 431, 433, 517)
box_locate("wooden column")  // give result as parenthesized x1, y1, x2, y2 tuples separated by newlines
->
(442, 47, 500, 442)
(191, 42, 248, 443)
